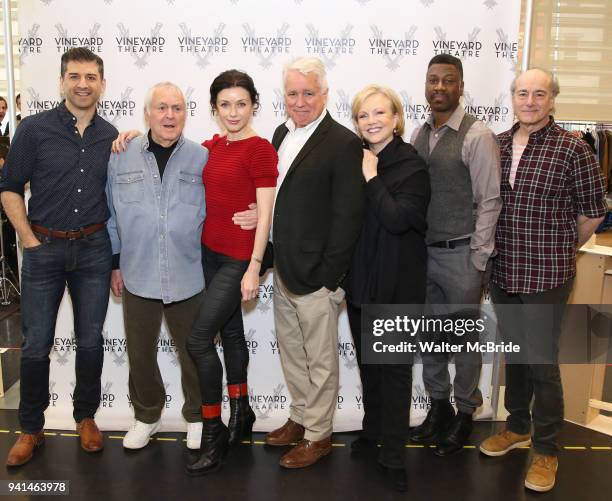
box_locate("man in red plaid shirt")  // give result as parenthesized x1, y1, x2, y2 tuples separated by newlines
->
(479, 68, 607, 492)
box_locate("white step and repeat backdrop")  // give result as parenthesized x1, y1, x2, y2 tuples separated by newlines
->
(16, 0, 520, 432)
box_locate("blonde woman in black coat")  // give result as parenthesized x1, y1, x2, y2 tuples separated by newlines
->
(346, 85, 430, 492)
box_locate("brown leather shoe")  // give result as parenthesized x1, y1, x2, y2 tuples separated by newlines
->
(76, 418, 104, 452)
(6, 431, 45, 466)
(264, 419, 305, 446)
(279, 438, 332, 468)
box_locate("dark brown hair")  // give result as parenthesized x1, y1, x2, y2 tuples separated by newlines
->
(61, 47, 104, 80)
(209, 70, 260, 113)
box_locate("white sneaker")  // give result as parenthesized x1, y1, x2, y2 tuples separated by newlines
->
(123, 420, 161, 450)
(186, 422, 203, 450)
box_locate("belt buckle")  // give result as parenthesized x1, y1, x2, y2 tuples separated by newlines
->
(68, 229, 83, 241)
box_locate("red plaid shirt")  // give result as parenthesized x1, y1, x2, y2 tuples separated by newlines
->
(492, 118, 607, 293)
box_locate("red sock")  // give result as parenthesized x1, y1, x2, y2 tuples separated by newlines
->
(201, 403, 221, 419)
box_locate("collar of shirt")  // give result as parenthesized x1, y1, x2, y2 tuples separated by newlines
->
(56, 100, 101, 130)
(425, 104, 465, 132)
(140, 131, 185, 152)
(509, 115, 555, 143)
(284, 109, 327, 135)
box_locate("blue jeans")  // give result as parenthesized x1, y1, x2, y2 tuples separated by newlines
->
(19, 228, 112, 433)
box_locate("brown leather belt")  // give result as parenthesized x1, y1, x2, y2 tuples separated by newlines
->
(31, 222, 106, 240)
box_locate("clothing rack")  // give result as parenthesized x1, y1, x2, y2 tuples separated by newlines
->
(556, 120, 612, 131)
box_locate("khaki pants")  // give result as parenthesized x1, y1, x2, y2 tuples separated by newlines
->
(273, 274, 344, 441)
(123, 289, 203, 423)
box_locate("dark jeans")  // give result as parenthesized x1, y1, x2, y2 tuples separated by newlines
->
(19, 229, 112, 433)
(491, 279, 574, 456)
(187, 245, 249, 405)
(348, 303, 411, 468)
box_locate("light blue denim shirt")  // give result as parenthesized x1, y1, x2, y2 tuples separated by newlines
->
(106, 134, 208, 303)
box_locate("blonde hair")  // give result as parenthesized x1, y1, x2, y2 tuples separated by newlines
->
(351, 84, 405, 137)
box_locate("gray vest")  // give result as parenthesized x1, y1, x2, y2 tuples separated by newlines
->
(413, 114, 477, 244)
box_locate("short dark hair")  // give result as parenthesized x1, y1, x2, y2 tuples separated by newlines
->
(209, 70, 260, 113)
(0, 97, 7, 107)
(428, 54, 463, 80)
(60, 47, 104, 80)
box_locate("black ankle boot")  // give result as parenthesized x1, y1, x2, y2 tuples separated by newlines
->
(409, 399, 455, 443)
(434, 411, 473, 456)
(186, 417, 229, 476)
(228, 396, 256, 446)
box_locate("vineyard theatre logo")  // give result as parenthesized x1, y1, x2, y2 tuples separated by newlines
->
(412, 384, 456, 410)
(54, 23, 103, 54)
(18, 24, 42, 64)
(52, 333, 76, 366)
(115, 23, 165, 69)
(495, 28, 518, 68)
(163, 383, 173, 409)
(184, 87, 199, 117)
(256, 283, 274, 313)
(400, 91, 430, 127)
(338, 340, 358, 370)
(241, 23, 291, 69)
(269, 330, 281, 355)
(412, 384, 430, 410)
(250, 384, 287, 420)
(337, 385, 344, 410)
(100, 382, 115, 408)
(420, 0, 434, 6)
(158, 329, 179, 367)
(355, 384, 363, 410)
(102, 329, 128, 367)
(484, 0, 498, 8)
(244, 328, 258, 355)
(463, 92, 510, 124)
(305, 24, 355, 69)
(333, 90, 351, 121)
(369, 25, 419, 71)
(432, 27, 483, 59)
(48, 381, 59, 407)
(25, 87, 61, 116)
(97, 87, 136, 126)
(271, 88, 286, 119)
(177, 22, 227, 69)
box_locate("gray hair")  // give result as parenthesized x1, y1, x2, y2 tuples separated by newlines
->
(143, 82, 186, 113)
(283, 57, 328, 93)
(510, 68, 560, 97)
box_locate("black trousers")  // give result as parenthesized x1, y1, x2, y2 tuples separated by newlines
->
(187, 245, 249, 405)
(347, 303, 411, 468)
(491, 279, 573, 456)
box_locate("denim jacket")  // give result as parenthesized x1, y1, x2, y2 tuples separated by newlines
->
(106, 134, 208, 303)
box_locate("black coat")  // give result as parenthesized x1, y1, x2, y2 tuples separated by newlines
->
(272, 112, 365, 295)
(346, 136, 430, 306)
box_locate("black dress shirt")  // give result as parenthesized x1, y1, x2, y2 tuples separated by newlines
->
(0, 101, 117, 230)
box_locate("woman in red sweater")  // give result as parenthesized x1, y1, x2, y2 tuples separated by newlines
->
(186, 70, 278, 476)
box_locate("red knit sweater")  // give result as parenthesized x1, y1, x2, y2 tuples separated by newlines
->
(201, 134, 278, 260)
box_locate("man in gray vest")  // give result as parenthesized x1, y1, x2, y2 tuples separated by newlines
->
(410, 54, 501, 455)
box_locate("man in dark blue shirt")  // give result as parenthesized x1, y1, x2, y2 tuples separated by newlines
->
(0, 48, 118, 467)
